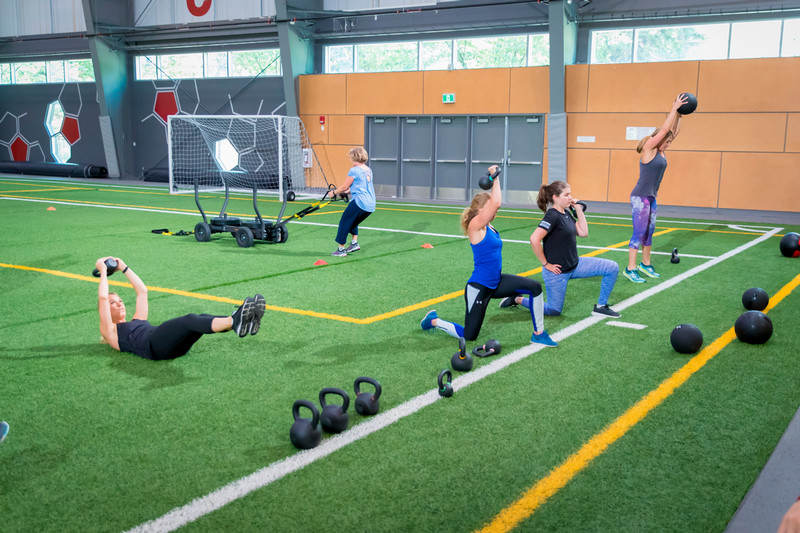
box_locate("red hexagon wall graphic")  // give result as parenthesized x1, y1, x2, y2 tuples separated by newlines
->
(154, 91, 179, 123)
(61, 116, 81, 145)
(0, 111, 44, 162)
(10, 136, 29, 161)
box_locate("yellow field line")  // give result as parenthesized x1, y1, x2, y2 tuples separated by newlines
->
(477, 272, 800, 533)
(0, 187, 85, 194)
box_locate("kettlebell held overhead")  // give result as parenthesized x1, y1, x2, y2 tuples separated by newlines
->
(478, 166, 502, 190)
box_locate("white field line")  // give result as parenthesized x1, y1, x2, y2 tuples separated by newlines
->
(125, 227, 781, 533)
(605, 321, 648, 330)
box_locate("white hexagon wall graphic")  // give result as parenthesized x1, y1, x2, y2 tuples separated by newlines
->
(52, 133, 72, 163)
(214, 138, 239, 171)
(45, 101, 65, 136)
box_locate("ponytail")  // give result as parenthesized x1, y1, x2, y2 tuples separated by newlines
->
(637, 128, 661, 153)
(536, 180, 569, 212)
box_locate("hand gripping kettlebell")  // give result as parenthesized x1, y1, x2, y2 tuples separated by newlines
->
(478, 166, 502, 190)
(437, 369, 453, 398)
(92, 258, 118, 278)
(354, 376, 381, 416)
(319, 387, 350, 434)
(289, 399, 322, 450)
(472, 339, 501, 358)
(451, 336, 473, 372)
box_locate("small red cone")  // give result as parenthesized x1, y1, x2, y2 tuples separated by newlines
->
(47, 206, 56, 211)
(421, 243, 433, 249)
(313, 259, 328, 266)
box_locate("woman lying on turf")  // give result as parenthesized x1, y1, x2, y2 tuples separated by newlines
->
(420, 166, 557, 347)
(328, 147, 376, 257)
(499, 180, 621, 319)
(95, 256, 265, 360)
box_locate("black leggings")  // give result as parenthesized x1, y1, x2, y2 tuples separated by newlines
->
(336, 201, 372, 245)
(147, 314, 223, 360)
(463, 274, 543, 341)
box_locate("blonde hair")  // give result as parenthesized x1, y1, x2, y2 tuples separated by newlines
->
(348, 147, 368, 163)
(460, 193, 491, 234)
(636, 128, 674, 153)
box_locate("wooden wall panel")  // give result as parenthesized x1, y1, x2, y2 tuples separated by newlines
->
(566, 64, 588, 113)
(424, 69, 510, 114)
(298, 74, 347, 115)
(567, 113, 665, 149)
(607, 149, 642, 203)
(509, 67, 549, 114)
(346, 72, 423, 115)
(587, 61, 699, 113)
(698, 58, 800, 112)
(656, 152, 721, 208)
(300, 114, 328, 144)
(677, 113, 787, 152)
(566, 149, 610, 201)
(786, 113, 800, 153)
(316, 144, 355, 187)
(329, 115, 365, 146)
(719, 153, 800, 211)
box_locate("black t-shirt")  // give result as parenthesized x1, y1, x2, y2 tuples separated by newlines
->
(116, 319, 156, 359)
(538, 208, 579, 273)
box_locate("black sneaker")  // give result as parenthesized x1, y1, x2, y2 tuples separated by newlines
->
(232, 297, 255, 337)
(249, 294, 266, 335)
(592, 304, 621, 319)
(499, 297, 517, 309)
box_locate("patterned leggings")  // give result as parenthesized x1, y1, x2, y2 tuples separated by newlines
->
(629, 195, 657, 249)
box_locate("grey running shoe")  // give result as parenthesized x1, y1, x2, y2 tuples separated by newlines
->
(592, 304, 621, 318)
(232, 297, 255, 337)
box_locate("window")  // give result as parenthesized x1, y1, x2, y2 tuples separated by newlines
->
(591, 18, 798, 63)
(421, 40, 452, 70)
(65, 59, 95, 82)
(133, 49, 281, 80)
(0, 59, 94, 84)
(14, 62, 47, 84)
(455, 35, 528, 69)
(528, 34, 550, 66)
(0, 63, 10, 84)
(326, 45, 354, 73)
(357, 42, 418, 72)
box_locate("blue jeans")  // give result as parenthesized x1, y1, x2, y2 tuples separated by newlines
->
(540, 257, 619, 316)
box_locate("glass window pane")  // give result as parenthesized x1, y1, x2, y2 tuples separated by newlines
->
(229, 49, 280, 77)
(528, 34, 549, 66)
(0, 63, 11, 84)
(136, 56, 157, 80)
(160, 53, 204, 79)
(455, 35, 527, 69)
(783, 18, 800, 57)
(205, 51, 228, 77)
(356, 42, 417, 72)
(635, 24, 728, 62)
(730, 20, 781, 58)
(420, 40, 452, 70)
(14, 62, 47, 84)
(47, 60, 65, 83)
(326, 45, 354, 73)
(591, 29, 633, 64)
(66, 59, 95, 82)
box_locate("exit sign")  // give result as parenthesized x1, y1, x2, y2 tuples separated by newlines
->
(442, 93, 456, 104)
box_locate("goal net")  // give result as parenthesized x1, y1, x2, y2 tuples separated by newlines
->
(168, 115, 329, 198)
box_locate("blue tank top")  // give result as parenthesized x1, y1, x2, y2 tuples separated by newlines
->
(468, 225, 502, 288)
(631, 154, 667, 197)
(116, 319, 155, 358)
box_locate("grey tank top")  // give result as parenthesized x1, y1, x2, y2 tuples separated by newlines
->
(631, 154, 667, 198)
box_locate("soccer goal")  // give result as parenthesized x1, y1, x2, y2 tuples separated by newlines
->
(168, 115, 329, 199)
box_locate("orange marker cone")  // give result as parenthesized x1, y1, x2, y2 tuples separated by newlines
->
(314, 259, 328, 266)
(47, 206, 56, 211)
(421, 243, 433, 249)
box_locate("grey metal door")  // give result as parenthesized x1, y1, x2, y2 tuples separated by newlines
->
(400, 117, 433, 199)
(367, 117, 400, 197)
(506, 116, 545, 205)
(434, 117, 469, 201)
(470, 116, 506, 197)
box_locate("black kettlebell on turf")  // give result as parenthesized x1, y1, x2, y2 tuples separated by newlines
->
(289, 399, 322, 450)
(319, 387, 350, 434)
(437, 369, 453, 398)
(354, 376, 381, 416)
(451, 336, 473, 372)
(670, 247, 680, 264)
(92, 258, 118, 278)
(478, 166, 502, 190)
(472, 339, 501, 358)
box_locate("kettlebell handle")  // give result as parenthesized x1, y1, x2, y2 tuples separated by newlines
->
(354, 376, 381, 400)
(292, 399, 320, 428)
(438, 369, 452, 389)
(319, 387, 350, 413)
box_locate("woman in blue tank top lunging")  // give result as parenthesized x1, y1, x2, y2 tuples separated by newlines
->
(420, 166, 557, 348)
(625, 94, 687, 283)
(95, 256, 265, 360)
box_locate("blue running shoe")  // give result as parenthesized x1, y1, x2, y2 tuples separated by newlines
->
(420, 309, 438, 331)
(0, 421, 8, 444)
(531, 330, 558, 347)
(638, 262, 661, 278)
(623, 268, 646, 283)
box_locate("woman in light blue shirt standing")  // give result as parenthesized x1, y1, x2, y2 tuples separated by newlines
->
(328, 147, 376, 257)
